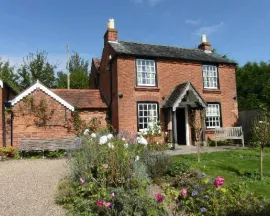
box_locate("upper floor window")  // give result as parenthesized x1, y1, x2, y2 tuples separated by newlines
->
(203, 65, 218, 89)
(136, 59, 156, 86)
(206, 103, 221, 128)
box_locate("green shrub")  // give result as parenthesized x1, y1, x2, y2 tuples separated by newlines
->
(167, 161, 191, 177)
(141, 150, 172, 179)
(57, 134, 168, 215)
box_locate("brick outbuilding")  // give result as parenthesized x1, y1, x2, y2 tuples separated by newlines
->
(3, 81, 107, 148)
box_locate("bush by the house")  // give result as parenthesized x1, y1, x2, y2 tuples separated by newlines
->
(56, 133, 167, 215)
(0, 146, 20, 159)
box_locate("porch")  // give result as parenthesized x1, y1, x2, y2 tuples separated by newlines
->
(162, 82, 207, 148)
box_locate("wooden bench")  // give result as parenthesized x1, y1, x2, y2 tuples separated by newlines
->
(20, 138, 82, 158)
(214, 127, 244, 147)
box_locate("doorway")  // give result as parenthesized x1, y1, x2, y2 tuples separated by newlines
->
(176, 108, 186, 145)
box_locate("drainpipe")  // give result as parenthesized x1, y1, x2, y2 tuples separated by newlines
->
(10, 111, 14, 146)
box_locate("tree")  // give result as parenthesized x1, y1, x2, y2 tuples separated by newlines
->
(236, 61, 270, 111)
(189, 108, 206, 163)
(252, 107, 270, 180)
(0, 59, 19, 92)
(18, 51, 57, 89)
(56, 52, 89, 89)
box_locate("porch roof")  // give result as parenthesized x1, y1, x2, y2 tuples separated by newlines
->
(162, 82, 207, 111)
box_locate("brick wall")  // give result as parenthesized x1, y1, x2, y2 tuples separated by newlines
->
(114, 57, 238, 141)
(6, 90, 107, 148)
(78, 108, 107, 128)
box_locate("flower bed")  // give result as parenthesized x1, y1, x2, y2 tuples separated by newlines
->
(56, 131, 270, 215)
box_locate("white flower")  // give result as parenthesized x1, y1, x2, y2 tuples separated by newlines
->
(83, 129, 90, 135)
(91, 133, 97, 138)
(135, 156, 140, 161)
(108, 142, 115, 149)
(107, 133, 114, 140)
(137, 136, 148, 145)
(124, 143, 129, 148)
(122, 137, 126, 141)
(99, 136, 108, 145)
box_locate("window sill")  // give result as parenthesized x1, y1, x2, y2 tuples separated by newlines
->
(203, 89, 221, 94)
(205, 129, 215, 134)
(135, 87, 160, 92)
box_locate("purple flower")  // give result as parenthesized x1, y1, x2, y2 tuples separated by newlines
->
(204, 195, 210, 200)
(191, 190, 199, 197)
(200, 173, 207, 178)
(201, 207, 207, 213)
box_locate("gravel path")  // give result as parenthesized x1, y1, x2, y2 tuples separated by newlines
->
(0, 159, 67, 216)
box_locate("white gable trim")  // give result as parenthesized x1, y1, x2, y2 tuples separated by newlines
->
(172, 82, 207, 111)
(0, 80, 3, 88)
(10, 80, 75, 111)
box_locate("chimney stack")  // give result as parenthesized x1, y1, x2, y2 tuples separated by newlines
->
(198, 34, 212, 53)
(104, 18, 118, 46)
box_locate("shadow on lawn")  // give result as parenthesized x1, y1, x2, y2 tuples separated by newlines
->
(215, 164, 242, 176)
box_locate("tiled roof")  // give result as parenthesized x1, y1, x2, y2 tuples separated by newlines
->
(52, 89, 107, 109)
(163, 82, 207, 110)
(109, 41, 235, 64)
(92, 58, 101, 70)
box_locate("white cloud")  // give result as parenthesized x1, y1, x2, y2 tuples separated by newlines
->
(185, 19, 201, 25)
(193, 22, 224, 36)
(130, 0, 165, 6)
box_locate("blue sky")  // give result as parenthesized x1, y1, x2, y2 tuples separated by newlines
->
(1, 0, 270, 71)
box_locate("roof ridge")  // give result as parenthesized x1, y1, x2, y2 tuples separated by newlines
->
(118, 40, 199, 51)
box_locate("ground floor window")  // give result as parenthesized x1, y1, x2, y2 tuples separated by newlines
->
(206, 103, 221, 128)
(137, 102, 158, 130)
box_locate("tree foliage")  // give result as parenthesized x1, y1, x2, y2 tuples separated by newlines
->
(56, 52, 89, 89)
(0, 59, 19, 92)
(18, 50, 57, 89)
(236, 61, 270, 111)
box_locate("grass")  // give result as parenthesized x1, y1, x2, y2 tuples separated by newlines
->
(173, 147, 270, 198)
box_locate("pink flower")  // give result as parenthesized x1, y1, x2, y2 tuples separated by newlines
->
(79, 177, 85, 185)
(132, 173, 136, 177)
(180, 188, 188, 198)
(214, 176, 225, 188)
(111, 192, 116, 197)
(155, 193, 164, 203)
(97, 199, 103, 207)
(104, 202, 112, 208)
(103, 164, 109, 169)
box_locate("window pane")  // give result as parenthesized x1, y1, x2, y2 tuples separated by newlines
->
(202, 65, 218, 89)
(136, 59, 156, 86)
(138, 103, 158, 130)
(206, 104, 221, 128)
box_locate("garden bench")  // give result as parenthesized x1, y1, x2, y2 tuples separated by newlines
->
(214, 127, 244, 147)
(20, 138, 82, 158)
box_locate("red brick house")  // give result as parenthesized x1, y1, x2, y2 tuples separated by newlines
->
(90, 19, 238, 145)
(2, 80, 107, 148)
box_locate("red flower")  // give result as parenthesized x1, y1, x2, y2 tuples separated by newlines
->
(155, 193, 164, 203)
(97, 199, 103, 207)
(214, 176, 225, 188)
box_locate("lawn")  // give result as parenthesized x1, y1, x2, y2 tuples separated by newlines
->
(173, 148, 270, 198)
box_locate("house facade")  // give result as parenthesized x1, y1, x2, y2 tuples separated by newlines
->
(90, 19, 238, 145)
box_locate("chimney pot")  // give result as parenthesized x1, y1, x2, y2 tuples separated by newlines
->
(201, 34, 207, 43)
(107, 19, 115, 29)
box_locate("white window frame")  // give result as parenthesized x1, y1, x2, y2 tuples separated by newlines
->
(203, 65, 218, 89)
(136, 59, 157, 86)
(137, 103, 158, 130)
(206, 103, 221, 129)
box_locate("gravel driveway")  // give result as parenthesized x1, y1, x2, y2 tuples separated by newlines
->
(0, 159, 67, 216)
